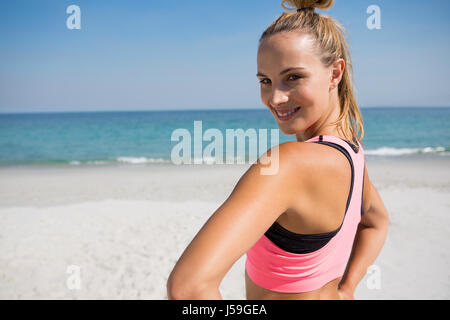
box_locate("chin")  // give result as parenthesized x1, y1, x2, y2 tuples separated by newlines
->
(269, 108, 306, 135)
(277, 123, 303, 135)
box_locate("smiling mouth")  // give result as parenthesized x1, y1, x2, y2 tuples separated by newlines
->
(273, 107, 301, 121)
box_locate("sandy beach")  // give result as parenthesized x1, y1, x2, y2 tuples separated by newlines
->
(0, 157, 449, 299)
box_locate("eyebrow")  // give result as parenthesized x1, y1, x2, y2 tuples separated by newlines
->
(256, 67, 306, 77)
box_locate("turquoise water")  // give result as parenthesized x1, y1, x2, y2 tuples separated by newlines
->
(0, 107, 449, 167)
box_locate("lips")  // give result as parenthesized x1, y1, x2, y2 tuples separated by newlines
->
(273, 107, 301, 121)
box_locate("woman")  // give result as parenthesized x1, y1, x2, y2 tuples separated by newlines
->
(167, 0, 389, 300)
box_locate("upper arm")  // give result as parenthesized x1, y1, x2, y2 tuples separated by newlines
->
(167, 142, 305, 294)
(360, 164, 390, 228)
(362, 164, 371, 215)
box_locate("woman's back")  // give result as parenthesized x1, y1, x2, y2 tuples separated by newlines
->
(245, 135, 366, 299)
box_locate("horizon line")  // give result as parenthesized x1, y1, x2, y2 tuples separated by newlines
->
(0, 105, 449, 115)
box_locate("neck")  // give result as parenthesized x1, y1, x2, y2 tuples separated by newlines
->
(295, 89, 343, 142)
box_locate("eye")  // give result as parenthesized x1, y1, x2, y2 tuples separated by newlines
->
(288, 74, 303, 81)
(258, 75, 303, 85)
(259, 78, 271, 85)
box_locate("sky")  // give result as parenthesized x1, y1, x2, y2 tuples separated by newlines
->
(0, 0, 449, 113)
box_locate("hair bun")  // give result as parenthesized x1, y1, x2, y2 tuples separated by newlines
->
(281, 0, 334, 12)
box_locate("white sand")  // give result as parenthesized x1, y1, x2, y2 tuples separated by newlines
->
(0, 158, 449, 299)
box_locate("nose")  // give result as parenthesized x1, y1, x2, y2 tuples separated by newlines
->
(269, 86, 289, 108)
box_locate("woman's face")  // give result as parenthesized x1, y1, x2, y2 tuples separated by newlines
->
(257, 32, 336, 136)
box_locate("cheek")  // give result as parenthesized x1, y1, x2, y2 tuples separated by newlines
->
(291, 84, 316, 107)
(260, 89, 271, 106)
(297, 78, 329, 106)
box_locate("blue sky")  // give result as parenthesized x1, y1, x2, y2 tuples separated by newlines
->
(0, 0, 449, 113)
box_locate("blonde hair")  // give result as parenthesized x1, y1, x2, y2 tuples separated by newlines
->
(260, 0, 364, 149)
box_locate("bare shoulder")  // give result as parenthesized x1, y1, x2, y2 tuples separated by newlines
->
(256, 141, 313, 176)
(251, 142, 336, 200)
(259, 141, 346, 174)
(259, 141, 322, 163)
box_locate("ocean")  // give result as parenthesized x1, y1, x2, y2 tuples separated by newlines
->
(0, 107, 449, 167)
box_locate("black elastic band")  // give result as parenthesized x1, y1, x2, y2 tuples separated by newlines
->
(297, 7, 314, 12)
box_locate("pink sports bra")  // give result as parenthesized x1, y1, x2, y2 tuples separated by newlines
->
(245, 134, 365, 293)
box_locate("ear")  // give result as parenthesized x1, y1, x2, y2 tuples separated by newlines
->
(329, 58, 345, 91)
